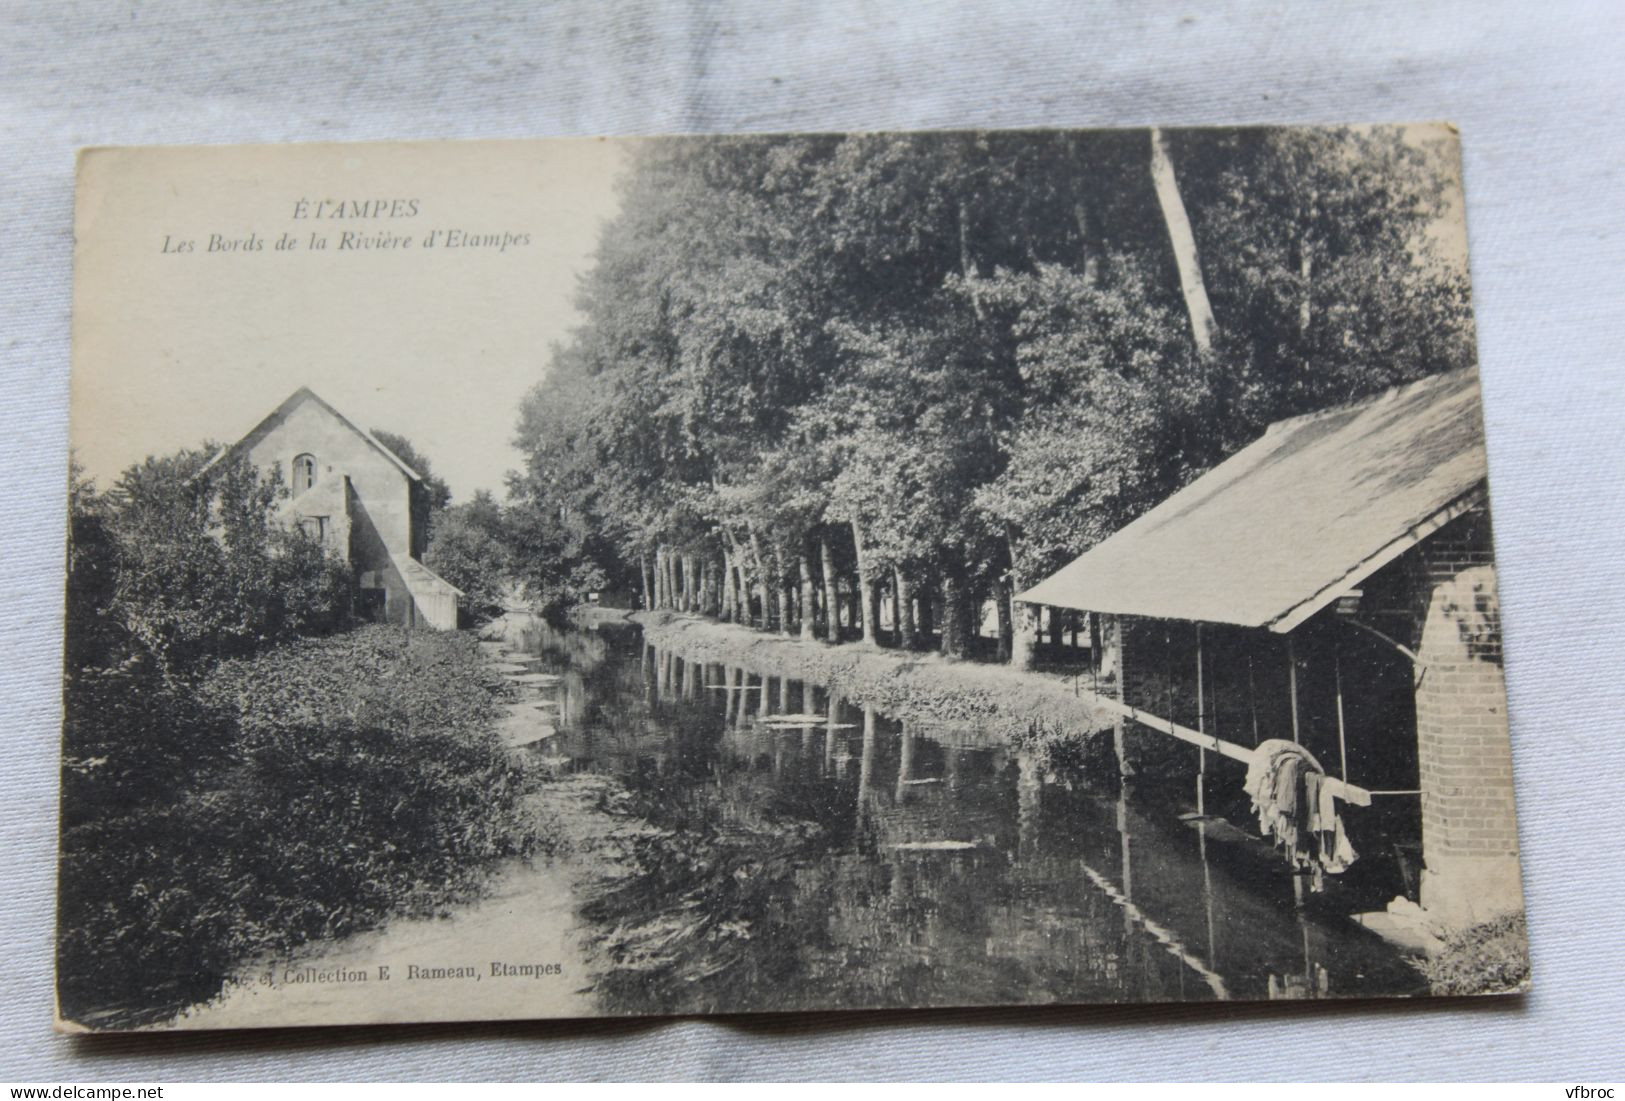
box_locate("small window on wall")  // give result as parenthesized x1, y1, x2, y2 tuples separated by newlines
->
(292, 453, 318, 493)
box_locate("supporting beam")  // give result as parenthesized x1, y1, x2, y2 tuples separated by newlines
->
(1082, 690, 1372, 807)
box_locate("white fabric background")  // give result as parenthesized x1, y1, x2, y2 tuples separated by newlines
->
(4, 0, 1621, 1081)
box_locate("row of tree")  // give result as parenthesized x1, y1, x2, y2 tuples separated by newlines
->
(499, 127, 1472, 663)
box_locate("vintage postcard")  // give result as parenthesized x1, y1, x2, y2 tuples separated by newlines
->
(60, 126, 1528, 1031)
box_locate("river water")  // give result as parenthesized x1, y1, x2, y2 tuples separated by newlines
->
(176, 617, 1423, 1028)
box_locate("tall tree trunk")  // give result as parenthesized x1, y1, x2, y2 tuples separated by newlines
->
(1007, 534, 1039, 670)
(721, 545, 736, 622)
(995, 576, 1013, 662)
(773, 539, 792, 638)
(940, 549, 972, 658)
(958, 198, 986, 321)
(653, 545, 665, 609)
(917, 575, 935, 650)
(1012, 600, 1039, 670)
(851, 519, 880, 646)
(731, 533, 749, 623)
(639, 550, 652, 611)
(958, 574, 978, 656)
(798, 541, 817, 643)
(1296, 211, 1315, 374)
(747, 526, 771, 631)
(1150, 127, 1216, 357)
(820, 533, 840, 643)
(1074, 198, 1104, 288)
(894, 566, 916, 650)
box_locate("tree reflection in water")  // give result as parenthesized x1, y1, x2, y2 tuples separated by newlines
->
(514, 620, 1424, 1015)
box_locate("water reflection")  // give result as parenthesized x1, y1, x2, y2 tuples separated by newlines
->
(509, 619, 1422, 1015)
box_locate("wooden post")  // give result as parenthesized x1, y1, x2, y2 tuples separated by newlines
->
(1195, 623, 1206, 818)
(1334, 650, 1349, 781)
(1287, 636, 1301, 744)
(857, 706, 877, 828)
(1100, 613, 1131, 779)
(1247, 649, 1260, 745)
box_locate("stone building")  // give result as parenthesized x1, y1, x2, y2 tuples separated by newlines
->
(1019, 368, 1522, 929)
(211, 386, 461, 629)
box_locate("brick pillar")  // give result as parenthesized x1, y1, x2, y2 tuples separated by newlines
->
(1414, 542, 1524, 927)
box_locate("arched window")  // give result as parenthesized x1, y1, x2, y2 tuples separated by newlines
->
(292, 453, 318, 493)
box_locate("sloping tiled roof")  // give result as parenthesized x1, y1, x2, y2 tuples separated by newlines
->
(202, 387, 423, 482)
(1018, 368, 1490, 632)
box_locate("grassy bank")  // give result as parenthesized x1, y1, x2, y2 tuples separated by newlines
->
(57, 625, 546, 1029)
(632, 610, 1109, 746)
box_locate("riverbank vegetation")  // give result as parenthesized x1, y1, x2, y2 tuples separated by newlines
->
(636, 611, 1105, 744)
(59, 459, 542, 1028)
(491, 128, 1473, 658)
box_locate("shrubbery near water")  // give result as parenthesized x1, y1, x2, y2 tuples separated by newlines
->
(57, 627, 544, 1028)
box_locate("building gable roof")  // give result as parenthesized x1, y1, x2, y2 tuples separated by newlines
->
(1017, 368, 1490, 632)
(207, 387, 423, 483)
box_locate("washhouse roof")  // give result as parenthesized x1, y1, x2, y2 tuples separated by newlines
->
(1018, 368, 1490, 633)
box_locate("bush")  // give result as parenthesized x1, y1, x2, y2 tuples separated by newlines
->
(69, 450, 354, 676)
(57, 626, 544, 1028)
(1417, 911, 1530, 996)
(425, 492, 513, 623)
